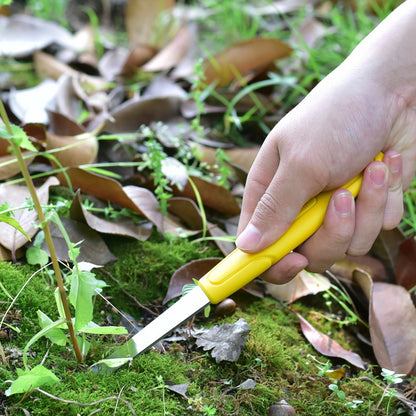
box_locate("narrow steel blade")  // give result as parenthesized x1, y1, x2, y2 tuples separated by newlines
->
(92, 286, 210, 372)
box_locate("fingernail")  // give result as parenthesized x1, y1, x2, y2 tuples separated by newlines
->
(334, 191, 353, 217)
(236, 223, 262, 251)
(389, 153, 401, 175)
(370, 164, 387, 187)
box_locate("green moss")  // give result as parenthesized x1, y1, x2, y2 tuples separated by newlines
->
(0, 236, 407, 415)
(97, 235, 221, 317)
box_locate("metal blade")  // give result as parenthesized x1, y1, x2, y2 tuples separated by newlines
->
(92, 286, 210, 372)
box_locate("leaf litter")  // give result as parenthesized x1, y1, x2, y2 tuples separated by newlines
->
(0, 0, 415, 414)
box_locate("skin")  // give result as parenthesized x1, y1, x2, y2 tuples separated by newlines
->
(236, 0, 416, 284)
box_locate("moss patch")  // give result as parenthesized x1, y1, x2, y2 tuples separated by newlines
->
(0, 235, 408, 415)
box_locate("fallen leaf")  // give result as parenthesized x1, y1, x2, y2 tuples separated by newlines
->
(370, 228, 405, 279)
(395, 236, 416, 291)
(202, 37, 292, 89)
(142, 25, 192, 72)
(40, 217, 117, 265)
(58, 168, 164, 232)
(46, 130, 98, 167)
(70, 190, 153, 241)
(0, 176, 59, 252)
(163, 257, 221, 304)
(102, 96, 183, 133)
(8, 79, 58, 124)
(369, 282, 416, 375)
(34, 51, 108, 91)
(125, 0, 175, 48)
(143, 74, 188, 100)
(195, 318, 250, 363)
(330, 255, 388, 283)
(47, 109, 85, 136)
(173, 175, 240, 216)
(294, 311, 365, 369)
(0, 14, 74, 57)
(0, 152, 35, 181)
(98, 48, 130, 81)
(121, 44, 158, 76)
(266, 271, 331, 303)
(165, 382, 190, 399)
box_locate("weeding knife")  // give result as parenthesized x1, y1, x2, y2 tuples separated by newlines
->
(92, 153, 384, 372)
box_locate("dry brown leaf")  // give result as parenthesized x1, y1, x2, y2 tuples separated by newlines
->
(197, 144, 260, 173)
(121, 45, 158, 76)
(34, 51, 108, 91)
(8, 79, 58, 124)
(294, 311, 365, 369)
(163, 257, 222, 304)
(370, 228, 405, 278)
(353, 269, 416, 375)
(125, 0, 175, 48)
(0, 14, 74, 57)
(102, 96, 183, 133)
(40, 217, 117, 265)
(173, 175, 240, 216)
(99, 48, 130, 81)
(46, 131, 98, 167)
(142, 25, 192, 72)
(58, 168, 164, 232)
(369, 282, 416, 374)
(47, 110, 85, 136)
(330, 255, 388, 283)
(395, 236, 416, 291)
(0, 176, 59, 251)
(0, 152, 35, 181)
(202, 37, 292, 89)
(70, 190, 153, 241)
(266, 271, 331, 303)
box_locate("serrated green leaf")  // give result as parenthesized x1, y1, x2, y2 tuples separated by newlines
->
(5, 365, 59, 396)
(0, 124, 37, 152)
(0, 214, 31, 240)
(69, 270, 107, 331)
(37, 310, 67, 346)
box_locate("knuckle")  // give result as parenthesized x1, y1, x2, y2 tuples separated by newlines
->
(253, 191, 288, 226)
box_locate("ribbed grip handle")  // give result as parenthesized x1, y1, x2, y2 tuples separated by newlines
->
(198, 153, 384, 304)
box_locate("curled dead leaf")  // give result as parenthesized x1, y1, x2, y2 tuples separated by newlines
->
(294, 310, 365, 369)
(353, 269, 416, 375)
(70, 190, 153, 241)
(46, 131, 98, 167)
(125, 0, 175, 48)
(202, 37, 292, 89)
(266, 271, 331, 303)
(58, 168, 164, 232)
(0, 177, 59, 251)
(0, 152, 35, 180)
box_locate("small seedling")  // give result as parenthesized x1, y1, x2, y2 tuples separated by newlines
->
(377, 368, 406, 414)
(202, 404, 217, 415)
(328, 383, 345, 400)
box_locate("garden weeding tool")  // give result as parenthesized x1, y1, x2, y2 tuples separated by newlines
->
(93, 153, 384, 372)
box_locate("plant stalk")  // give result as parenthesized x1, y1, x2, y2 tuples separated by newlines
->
(0, 100, 83, 363)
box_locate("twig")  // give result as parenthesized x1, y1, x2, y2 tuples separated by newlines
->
(113, 385, 126, 416)
(100, 269, 158, 316)
(35, 388, 137, 416)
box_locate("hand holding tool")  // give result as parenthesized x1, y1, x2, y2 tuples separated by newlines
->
(92, 152, 384, 372)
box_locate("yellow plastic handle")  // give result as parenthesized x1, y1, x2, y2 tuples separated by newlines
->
(198, 153, 384, 304)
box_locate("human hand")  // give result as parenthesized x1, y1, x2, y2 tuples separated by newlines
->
(236, 1, 416, 284)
